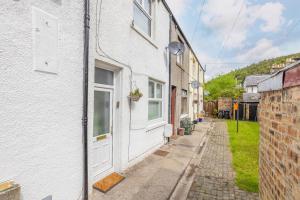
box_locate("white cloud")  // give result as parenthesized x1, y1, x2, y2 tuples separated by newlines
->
(200, 0, 285, 49)
(166, 0, 191, 17)
(250, 2, 285, 32)
(236, 38, 281, 62)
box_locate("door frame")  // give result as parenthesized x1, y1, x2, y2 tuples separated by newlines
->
(171, 86, 176, 136)
(89, 61, 123, 186)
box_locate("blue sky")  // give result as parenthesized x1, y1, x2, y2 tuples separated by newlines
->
(166, 0, 300, 80)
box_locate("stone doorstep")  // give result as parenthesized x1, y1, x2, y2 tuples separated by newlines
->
(92, 122, 212, 200)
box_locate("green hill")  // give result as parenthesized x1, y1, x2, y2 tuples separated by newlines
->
(205, 52, 300, 101)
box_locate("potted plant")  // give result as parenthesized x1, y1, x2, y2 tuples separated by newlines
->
(128, 88, 143, 102)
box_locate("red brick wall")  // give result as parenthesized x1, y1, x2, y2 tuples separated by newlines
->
(218, 97, 232, 111)
(259, 86, 300, 200)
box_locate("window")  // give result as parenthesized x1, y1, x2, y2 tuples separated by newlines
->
(253, 86, 258, 93)
(148, 80, 163, 120)
(95, 67, 114, 85)
(133, 0, 152, 36)
(181, 89, 188, 114)
(176, 37, 184, 66)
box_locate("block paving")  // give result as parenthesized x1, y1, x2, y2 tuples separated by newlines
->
(187, 121, 259, 200)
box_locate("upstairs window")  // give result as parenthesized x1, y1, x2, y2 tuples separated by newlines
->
(176, 37, 184, 66)
(133, 0, 152, 36)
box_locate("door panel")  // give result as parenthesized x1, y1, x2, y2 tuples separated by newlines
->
(92, 88, 113, 181)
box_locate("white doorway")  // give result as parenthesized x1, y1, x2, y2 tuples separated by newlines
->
(92, 67, 115, 182)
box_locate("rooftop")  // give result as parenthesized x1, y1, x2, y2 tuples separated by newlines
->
(244, 75, 271, 87)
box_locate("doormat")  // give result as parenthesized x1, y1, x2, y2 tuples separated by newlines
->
(153, 150, 169, 157)
(93, 172, 125, 193)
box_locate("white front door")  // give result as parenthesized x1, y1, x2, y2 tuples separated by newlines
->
(92, 87, 113, 181)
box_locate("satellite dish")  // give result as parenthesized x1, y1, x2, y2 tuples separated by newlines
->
(168, 41, 185, 55)
(191, 81, 201, 89)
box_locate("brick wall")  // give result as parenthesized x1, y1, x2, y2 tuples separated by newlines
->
(218, 97, 232, 111)
(259, 86, 300, 200)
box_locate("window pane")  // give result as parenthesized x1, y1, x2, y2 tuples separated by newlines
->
(93, 91, 110, 136)
(134, 3, 151, 36)
(148, 101, 162, 120)
(95, 67, 114, 85)
(144, 0, 151, 15)
(156, 83, 162, 98)
(181, 97, 187, 114)
(149, 81, 155, 98)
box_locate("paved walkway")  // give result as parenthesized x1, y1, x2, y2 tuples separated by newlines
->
(92, 122, 211, 200)
(187, 121, 259, 200)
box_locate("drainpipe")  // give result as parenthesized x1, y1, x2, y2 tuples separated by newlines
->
(167, 14, 172, 143)
(168, 15, 172, 124)
(83, 0, 90, 199)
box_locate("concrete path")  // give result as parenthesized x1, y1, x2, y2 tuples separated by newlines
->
(92, 122, 212, 200)
(187, 121, 259, 200)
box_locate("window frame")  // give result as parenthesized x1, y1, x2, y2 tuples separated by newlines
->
(176, 37, 184, 66)
(181, 89, 188, 115)
(148, 79, 164, 121)
(133, 0, 152, 36)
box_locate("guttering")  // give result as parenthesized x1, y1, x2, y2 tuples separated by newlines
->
(83, 0, 90, 199)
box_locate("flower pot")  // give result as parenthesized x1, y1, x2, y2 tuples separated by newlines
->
(177, 128, 184, 136)
(128, 95, 141, 102)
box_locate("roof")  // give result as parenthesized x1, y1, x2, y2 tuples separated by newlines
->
(242, 93, 260, 103)
(244, 75, 271, 87)
(161, 0, 204, 72)
(258, 60, 300, 92)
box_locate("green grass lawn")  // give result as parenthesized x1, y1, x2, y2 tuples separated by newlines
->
(226, 120, 259, 193)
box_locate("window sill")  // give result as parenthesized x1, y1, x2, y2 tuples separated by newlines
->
(146, 120, 167, 131)
(131, 24, 158, 49)
(176, 62, 184, 68)
(180, 114, 188, 119)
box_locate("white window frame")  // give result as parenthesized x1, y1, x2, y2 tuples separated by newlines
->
(133, 0, 152, 36)
(181, 89, 188, 115)
(176, 37, 184, 66)
(148, 79, 163, 121)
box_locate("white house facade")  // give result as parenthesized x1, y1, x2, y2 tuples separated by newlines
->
(87, 0, 170, 195)
(0, 0, 205, 199)
(0, 1, 84, 200)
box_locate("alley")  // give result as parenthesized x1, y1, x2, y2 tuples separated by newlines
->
(92, 123, 211, 200)
(187, 121, 259, 200)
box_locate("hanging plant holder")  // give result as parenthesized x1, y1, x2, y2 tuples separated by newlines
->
(128, 88, 143, 102)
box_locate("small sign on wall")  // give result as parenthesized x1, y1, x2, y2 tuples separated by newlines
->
(32, 7, 59, 74)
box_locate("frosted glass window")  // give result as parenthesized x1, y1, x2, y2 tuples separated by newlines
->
(95, 67, 114, 85)
(93, 91, 111, 136)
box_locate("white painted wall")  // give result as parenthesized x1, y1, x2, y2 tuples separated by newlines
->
(88, 0, 170, 184)
(0, 1, 84, 200)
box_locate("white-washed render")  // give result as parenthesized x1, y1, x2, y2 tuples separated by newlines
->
(88, 0, 170, 193)
(0, 1, 84, 200)
(188, 52, 204, 121)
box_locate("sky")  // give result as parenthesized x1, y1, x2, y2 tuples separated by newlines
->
(165, 0, 300, 80)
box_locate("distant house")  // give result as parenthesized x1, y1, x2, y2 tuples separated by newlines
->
(243, 75, 270, 103)
(240, 75, 270, 121)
